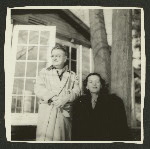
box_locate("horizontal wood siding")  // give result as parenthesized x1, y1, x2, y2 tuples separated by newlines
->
(12, 12, 90, 47)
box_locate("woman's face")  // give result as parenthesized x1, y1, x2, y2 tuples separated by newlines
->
(86, 75, 101, 94)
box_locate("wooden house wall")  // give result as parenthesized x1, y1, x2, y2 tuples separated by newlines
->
(12, 12, 91, 48)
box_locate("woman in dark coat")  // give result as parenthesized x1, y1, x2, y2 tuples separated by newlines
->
(72, 73, 131, 141)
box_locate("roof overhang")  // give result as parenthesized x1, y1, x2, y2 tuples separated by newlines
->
(11, 9, 91, 41)
(62, 9, 90, 34)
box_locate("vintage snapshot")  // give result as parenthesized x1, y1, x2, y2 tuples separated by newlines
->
(4, 6, 144, 143)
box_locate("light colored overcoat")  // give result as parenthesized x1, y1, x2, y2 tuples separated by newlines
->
(34, 65, 80, 141)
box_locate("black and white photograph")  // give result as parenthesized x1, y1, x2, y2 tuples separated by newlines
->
(4, 6, 144, 143)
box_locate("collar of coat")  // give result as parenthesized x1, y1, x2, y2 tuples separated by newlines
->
(46, 65, 71, 73)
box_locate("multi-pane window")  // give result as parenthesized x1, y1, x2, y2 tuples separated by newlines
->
(55, 39, 78, 74)
(55, 42, 93, 89)
(11, 25, 55, 125)
(63, 45, 77, 73)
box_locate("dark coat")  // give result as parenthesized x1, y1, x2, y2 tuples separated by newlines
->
(71, 93, 131, 141)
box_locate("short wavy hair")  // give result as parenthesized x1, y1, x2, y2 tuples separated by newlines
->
(83, 73, 109, 96)
(51, 43, 68, 57)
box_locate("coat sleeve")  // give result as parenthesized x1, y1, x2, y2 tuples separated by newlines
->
(34, 68, 57, 103)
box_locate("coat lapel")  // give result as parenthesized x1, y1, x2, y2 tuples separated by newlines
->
(49, 69, 61, 91)
(48, 66, 70, 92)
(57, 65, 70, 91)
(60, 71, 70, 90)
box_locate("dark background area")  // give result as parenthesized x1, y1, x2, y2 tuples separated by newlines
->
(0, 0, 150, 148)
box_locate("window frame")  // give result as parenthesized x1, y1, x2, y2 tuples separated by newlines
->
(55, 38, 81, 84)
(9, 25, 56, 126)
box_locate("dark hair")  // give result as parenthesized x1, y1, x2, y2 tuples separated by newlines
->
(83, 73, 109, 96)
(51, 43, 68, 57)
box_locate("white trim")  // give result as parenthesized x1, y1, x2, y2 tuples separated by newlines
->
(22, 30, 29, 113)
(55, 38, 78, 48)
(140, 8, 145, 143)
(11, 6, 141, 10)
(11, 113, 38, 126)
(8, 25, 56, 126)
(5, 8, 13, 141)
(79, 45, 83, 89)
(17, 44, 52, 47)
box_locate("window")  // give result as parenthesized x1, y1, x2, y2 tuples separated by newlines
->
(10, 25, 56, 125)
(56, 43, 77, 73)
(56, 39, 94, 90)
(55, 39, 82, 88)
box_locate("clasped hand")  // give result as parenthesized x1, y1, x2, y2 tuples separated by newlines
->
(48, 90, 71, 108)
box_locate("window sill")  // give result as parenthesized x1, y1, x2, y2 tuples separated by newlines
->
(11, 113, 38, 126)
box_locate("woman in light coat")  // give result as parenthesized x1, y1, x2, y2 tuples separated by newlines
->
(34, 44, 80, 141)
